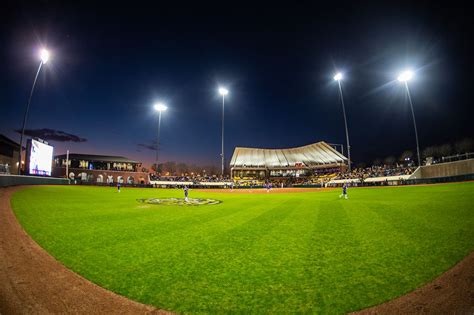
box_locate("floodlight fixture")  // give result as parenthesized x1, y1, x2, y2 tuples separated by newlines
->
(40, 49, 50, 64)
(154, 103, 167, 112)
(397, 70, 413, 82)
(218, 87, 229, 96)
(334, 72, 343, 81)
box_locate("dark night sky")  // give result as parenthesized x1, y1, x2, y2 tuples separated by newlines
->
(1, 1, 473, 168)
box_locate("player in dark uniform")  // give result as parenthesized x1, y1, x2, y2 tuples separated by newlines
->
(339, 183, 348, 199)
(184, 186, 189, 202)
(117, 182, 121, 193)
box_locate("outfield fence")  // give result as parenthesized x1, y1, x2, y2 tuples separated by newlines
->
(403, 173, 474, 185)
(0, 174, 70, 187)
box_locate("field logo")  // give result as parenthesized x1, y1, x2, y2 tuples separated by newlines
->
(137, 198, 221, 206)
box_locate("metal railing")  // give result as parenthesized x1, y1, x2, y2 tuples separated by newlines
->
(438, 152, 473, 164)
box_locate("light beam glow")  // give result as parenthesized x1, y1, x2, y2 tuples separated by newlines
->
(397, 70, 413, 82)
(154, 103, 168, 111)
(40, 49, 50, 64)
(218, 87, 229, 96)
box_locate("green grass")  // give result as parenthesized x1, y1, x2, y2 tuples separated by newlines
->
(11, 183, 474, 314)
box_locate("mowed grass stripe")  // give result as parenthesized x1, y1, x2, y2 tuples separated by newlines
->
(300, 200, 362, 312)
(72, 198, 263, 249)
(346, 201, 432, 308)
(93, 198, 290, 273)
(146, 198, 303, 312)
(11, 183, 474, 314)
(345, 185, 474, 310)
(96, 197, 303, 312)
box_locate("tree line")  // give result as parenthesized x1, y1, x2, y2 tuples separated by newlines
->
(370, 137, 473, 167)
(148, 161, 221, 176)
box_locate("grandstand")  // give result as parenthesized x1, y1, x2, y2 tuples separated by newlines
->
(230, 141, 347, 180)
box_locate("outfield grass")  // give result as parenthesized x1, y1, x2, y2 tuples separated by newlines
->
(11, 183, 474, 314)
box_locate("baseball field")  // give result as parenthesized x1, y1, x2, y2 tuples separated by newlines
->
(10, 182, 474, 313)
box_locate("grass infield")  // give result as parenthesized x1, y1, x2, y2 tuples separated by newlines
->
(11, 183, 474, 313)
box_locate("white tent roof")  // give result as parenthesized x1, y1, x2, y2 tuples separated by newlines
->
(230, 141, 347, 168)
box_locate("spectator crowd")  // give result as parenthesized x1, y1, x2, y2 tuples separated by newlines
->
(334, 165, 416, 181)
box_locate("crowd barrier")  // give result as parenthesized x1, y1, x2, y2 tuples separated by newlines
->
(403, 173, 474, 185)
(69, 181, 234, 189)
(5, 171, 469, 189)
(149, 180, 233, 188)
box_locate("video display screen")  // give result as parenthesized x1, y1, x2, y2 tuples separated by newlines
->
(28, 139, 53, 176)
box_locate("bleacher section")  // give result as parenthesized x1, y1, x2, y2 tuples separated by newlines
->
(230, 141, 347, 179)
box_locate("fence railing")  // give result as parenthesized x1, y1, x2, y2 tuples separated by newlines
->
(434, 152, 473, 164)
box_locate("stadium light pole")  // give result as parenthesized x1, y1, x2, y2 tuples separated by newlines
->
(218, 87, 229, 177)
(154, 103, 167, 173)
(334, 72, 352, 172)
(398, 70, 421, 167)
(18, 48, 50, 175)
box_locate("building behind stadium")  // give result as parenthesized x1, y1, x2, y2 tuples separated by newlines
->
(0, 134, 21, 175)
(52, 153, 149, 184)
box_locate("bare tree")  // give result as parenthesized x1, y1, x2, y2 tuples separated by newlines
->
(150, 163, 163, 174)
(206, 165, 219, 176)
(422, 146, 436, 159)
(163, 161, 177, 175)
(383, 156, 396, 165)
(454, 138, 473, 154)
(189, 164, 199, 175)
(176, 162, 189, 175)
(437, 143, 452, 157)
